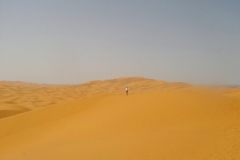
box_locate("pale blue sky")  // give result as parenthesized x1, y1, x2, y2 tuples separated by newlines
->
(0, 0, 240, 84)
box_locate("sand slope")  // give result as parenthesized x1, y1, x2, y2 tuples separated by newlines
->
(0, 78, 240, 160)
(0, 77, 178, 119)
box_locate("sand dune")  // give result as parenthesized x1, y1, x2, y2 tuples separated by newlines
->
(0, 77, 172, 119)
(0, 77, 240, 159)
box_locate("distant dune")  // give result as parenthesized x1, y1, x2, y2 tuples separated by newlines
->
(0, 77, 239, 159)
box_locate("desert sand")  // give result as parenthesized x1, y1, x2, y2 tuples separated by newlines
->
(0, 77, 239, 160)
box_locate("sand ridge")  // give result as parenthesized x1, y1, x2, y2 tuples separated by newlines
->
(0, 77, 188, 119)
(0, 77, 240, 159)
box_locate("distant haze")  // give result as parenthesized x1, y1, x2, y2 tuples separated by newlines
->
(1, 0, 240, 85)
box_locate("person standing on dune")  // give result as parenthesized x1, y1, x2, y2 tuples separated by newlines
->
(126, 87, 129, 95)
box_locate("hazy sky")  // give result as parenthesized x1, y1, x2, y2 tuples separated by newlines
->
(1, 0, 240, 85)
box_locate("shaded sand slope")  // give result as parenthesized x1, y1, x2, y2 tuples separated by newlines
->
(0, 90, 240, 160)
(0, 104, 29, 119)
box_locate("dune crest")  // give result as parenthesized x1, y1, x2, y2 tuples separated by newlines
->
(0, 77, 178, 119)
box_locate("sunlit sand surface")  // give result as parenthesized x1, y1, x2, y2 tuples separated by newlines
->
(0, 77, 239, 159)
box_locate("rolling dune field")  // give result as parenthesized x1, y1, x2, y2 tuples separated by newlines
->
(0, 77, 239, 160)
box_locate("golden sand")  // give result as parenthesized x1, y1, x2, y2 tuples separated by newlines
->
(0, 77, 239, 159)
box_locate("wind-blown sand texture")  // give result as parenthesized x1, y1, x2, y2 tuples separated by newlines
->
(0, 77, 239, 160)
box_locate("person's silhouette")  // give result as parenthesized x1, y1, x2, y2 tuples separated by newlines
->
(125, 87, 129, 95)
